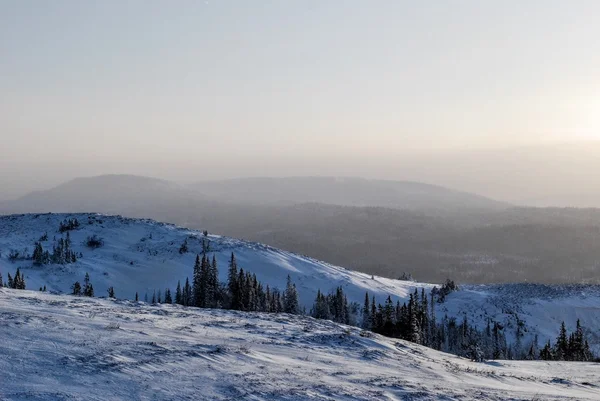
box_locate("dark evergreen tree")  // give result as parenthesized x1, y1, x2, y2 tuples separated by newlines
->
(555, 321, 569, 361)
(207, 255, 219, 308)
(83, 273, 93, 297)
(164, 288, 172, 304)
(362, 292, 371, 329)
(107, 286, 115, 298)
(283, 275, 299, 314)
(184, 277, 192, 306)
(192, 254, 202, 306)
(540, 340, 553, 360)
(227, 253, 240, 309)
(135, 292, 139, 302)
(175, 281, 182, 305)
(179, 238, 189, 254)
(72, 281, 82, 296)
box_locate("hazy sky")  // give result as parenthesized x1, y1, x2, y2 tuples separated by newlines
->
(1, 1, 600, 202)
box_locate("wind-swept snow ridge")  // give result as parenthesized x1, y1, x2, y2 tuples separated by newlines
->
(1, 288, 600, 400)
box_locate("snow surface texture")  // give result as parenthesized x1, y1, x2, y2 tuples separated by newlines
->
(1, 213, 600, 355)
(1, 288, 599, 401)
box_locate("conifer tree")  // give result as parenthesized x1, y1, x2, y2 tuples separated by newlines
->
(555, 321, 569, 361)
(283, 275, 299, 314)
(227, 253, 239, 309)
(362, 292, 371, 329)
(83, 273, 93, 297)
(184, 278, 192, 306)
(193, 255, 203, 307)
(107, 286, 115, 298)
(237, 268, 246, 310)
(135, 292, 139, 302)
(208, 255, 219, 308)
(175, 281, 182, 305)
(72, 281, 82, 296)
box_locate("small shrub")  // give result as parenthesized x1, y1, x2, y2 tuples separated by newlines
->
(85, 235, 104, 249)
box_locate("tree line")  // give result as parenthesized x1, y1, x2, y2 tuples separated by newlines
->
(349, 286, 595, 362)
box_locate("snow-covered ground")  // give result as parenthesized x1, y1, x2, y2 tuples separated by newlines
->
(1, 288, 599, 401)
(2, 213, 600, 355)
(0, 213, 435, 309)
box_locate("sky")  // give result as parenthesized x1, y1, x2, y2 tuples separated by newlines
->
(1, 1, 600, 201)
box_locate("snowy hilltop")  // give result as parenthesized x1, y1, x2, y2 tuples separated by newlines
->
(1, 288, 600, 401)
(1, 213, 600, 360)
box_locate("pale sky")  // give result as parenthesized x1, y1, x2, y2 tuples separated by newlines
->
(1, 1, 600, 197)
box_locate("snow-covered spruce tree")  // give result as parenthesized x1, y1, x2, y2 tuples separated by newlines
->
(0, 271, 3, 288)
(164, 288, 172, 304)
(311, 290, 331, 320)
(540, 340, 553, 360)
(193, 254, 209, 308)
(83, 273, 94, 297)
(184, 278, 192, 306)
(179, 238, 188, 254)
(283, 275, 300, 315)
(555, 321, 569, 361)
(14, 268, 26, 290)
(151, 290, 156, 304)
(362, 292, 371, 329)
(107, 286, 115, 298)
(237, 268, 246, 310)
(32, 242, 45, 265)
(72, 281, 82, 296)
(227, 252, 239, 309)
(175, 281, 182, 305)
(207, 255, 219, 308)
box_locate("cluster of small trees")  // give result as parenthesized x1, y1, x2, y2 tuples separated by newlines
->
(539, 320, 593, 361)
(361, 289, 433, 345)
(71, 273, 94, 297)
(169, 253, 300, 314)
(341, 288, 595, 362)
(0, 268, 26, 290)
(33, 232, 78, 265)
(59, 218, 80, 233)
(311, 287, 355, 325)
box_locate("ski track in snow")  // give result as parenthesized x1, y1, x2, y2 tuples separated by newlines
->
(1, 288, 600, 401)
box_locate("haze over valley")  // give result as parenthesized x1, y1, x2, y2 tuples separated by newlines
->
(3, 1, 600, 399)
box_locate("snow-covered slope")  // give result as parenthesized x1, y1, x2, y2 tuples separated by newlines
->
(2, 213, 600, 356)
(2, 288, 599, 401)
(0, 213, 433, 309)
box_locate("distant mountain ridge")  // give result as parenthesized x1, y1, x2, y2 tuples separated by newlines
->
(0, 174, 509, 214)
(191, 176, 510, 211)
